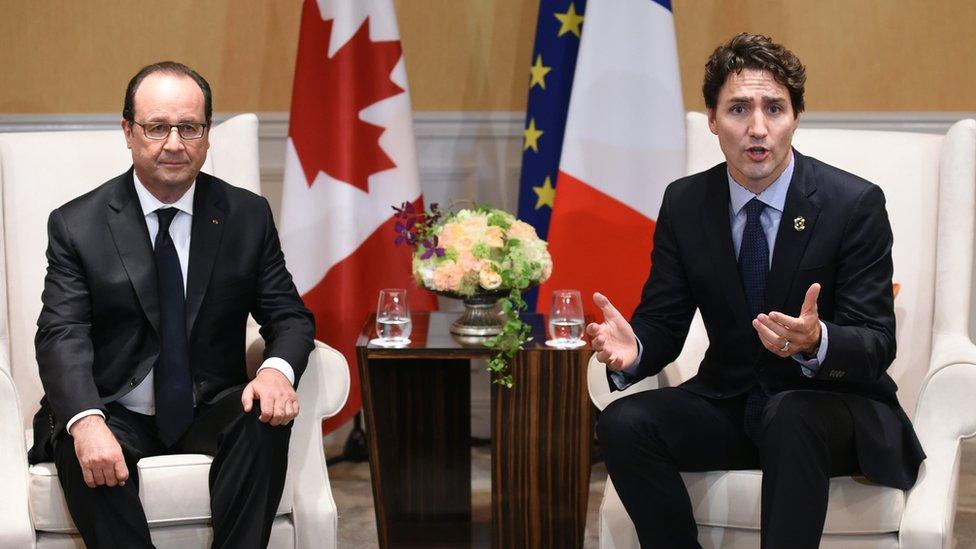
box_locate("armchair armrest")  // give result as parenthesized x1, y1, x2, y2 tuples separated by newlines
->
(0, 367, 35, 547)
(901, 334, 976, 549)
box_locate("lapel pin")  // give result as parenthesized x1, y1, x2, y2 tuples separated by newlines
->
(211, 218, 220, 225)
(793, 216, 805, 231)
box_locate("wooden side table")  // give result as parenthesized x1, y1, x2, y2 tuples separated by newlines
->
(356, 311, 594, 548)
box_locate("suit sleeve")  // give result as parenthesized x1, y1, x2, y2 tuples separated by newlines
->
(626, 186, 697, 383)
(816, 184, 896, 383)
(250, 199, 315, 386)
(34, 209, 105, 427)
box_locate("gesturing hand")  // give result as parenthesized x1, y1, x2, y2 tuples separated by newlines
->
(70, 415, 129, 488)
(752, 283, 822, 357)
(585, 292, 639, 371)
(242, 368, 300, 426)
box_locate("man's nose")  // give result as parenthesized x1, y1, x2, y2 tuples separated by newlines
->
(748, 111, 768, 138)
(162, 128, 184, 151)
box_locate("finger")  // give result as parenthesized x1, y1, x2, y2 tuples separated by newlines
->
(115, 459, 129, 485)
(800, 283, 821, 317)
(757, 314, 790, 340)
(91, 466, 107, 487)
(271, 397, 286, 426)
(767, 311, 800, 331)
(286, 399, 299, 422)
(82, 464, 96, 488)
(752, 319, 786, 351)
(592, 292, 624, 322)
(103, 464, 119, 487)
(241, 385, 254, 413)
(259, 398, 273, 423)
(585, 322, 602, 337)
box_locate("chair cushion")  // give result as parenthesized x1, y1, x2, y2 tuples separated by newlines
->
(681, 470, 905, 534)
(29, 454, 293, 533)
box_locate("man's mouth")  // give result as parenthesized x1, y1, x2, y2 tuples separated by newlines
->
(745, 147, 769, 162)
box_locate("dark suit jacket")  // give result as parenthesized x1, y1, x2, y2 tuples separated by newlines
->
(619, 150, 924, 489)
(29, 169, 315, 462)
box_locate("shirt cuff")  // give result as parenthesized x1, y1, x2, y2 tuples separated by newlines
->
(792, 320, 828, 377)
(66, 409, 105, 434)
(257, 357, 295, 385)
(609, 338, 644, 390)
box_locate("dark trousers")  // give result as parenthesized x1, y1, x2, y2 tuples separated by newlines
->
(53, 390, 292, 549)
(597, 387, 859, 549)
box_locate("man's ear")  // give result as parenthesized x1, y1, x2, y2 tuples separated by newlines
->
(707, 109, 718, 135)
(121, 119, 133, 150)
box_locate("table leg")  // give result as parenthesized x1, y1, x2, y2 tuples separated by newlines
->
(359, 356, 473, 548)
(491, 349, 593, 549)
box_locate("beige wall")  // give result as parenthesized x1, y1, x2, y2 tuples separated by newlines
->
(0, 0, 974, 114)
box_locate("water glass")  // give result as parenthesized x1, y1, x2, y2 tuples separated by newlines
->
(374, 288, 412, 346)
(547, 289, 585, 348)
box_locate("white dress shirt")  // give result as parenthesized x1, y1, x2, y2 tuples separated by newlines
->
(66, 173, 294, 432)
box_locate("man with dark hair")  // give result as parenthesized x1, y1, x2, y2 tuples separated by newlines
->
(588, 33, 924, 548)
(29, 61, 315, 548)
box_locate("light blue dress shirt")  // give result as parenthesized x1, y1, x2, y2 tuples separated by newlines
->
(611, 154, 827, 389)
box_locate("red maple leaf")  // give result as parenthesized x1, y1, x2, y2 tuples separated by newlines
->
(289, 2, 405, 191)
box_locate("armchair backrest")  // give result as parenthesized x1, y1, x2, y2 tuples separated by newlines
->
(0, 113, 261, 429)
(668, 113, 976, 418)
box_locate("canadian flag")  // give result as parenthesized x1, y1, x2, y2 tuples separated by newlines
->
(280, 0, 436, 431)
(537, 0, 685, 319)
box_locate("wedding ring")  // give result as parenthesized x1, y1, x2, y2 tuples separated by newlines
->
(779, 340, 790, 352)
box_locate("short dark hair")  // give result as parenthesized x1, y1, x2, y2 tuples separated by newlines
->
(122, 61, 212, 123)
(702, 33, 806, 115)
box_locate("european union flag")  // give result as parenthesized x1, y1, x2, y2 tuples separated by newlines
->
(516, 0, 586, 311)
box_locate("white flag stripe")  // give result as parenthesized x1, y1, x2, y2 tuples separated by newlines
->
(559, 0, 684, 220)
(318, 0, 402, 57)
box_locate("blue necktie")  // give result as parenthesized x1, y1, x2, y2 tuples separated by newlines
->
(153, 207, 194, 446)
(739, 198, 769, 444)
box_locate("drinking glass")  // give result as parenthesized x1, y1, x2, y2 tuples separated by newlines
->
(547, 289, 585, 348)
(373, 288, 412, 347)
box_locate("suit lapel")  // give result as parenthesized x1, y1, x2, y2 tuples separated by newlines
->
(765, 151, 820, 314)
(700, 165, 753, 326)
(185, 173, 227, 339)
(107, 170, 161, 335)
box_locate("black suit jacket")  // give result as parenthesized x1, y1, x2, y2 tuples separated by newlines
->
(620, 150, 924, 489)
(29, 169, 315, 462)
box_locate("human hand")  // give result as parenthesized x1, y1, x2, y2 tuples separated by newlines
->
(585, 292, 639, 371)
(753, 283, 822, 357)
(242, 368, 299, 426)
(70, 415, 128, 488)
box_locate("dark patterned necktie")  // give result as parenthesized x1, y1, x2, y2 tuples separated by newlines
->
(153, 207, 194, 446)
(739, 198, 769, 444)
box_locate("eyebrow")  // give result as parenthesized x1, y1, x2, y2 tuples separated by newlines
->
(727, 95, 787, 104)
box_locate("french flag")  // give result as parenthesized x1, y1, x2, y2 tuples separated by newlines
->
(279, 0, 436, 432)
(537, 0, 686, 320)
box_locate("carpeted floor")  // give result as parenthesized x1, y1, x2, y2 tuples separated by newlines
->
(329, 438, 976, 548)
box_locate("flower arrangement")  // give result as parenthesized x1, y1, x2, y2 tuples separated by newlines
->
(393, 202, 553, 387)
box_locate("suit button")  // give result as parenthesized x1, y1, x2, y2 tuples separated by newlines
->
(129, 378, 137, 387)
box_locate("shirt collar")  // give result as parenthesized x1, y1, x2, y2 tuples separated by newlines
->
(132, 171, 195, 218)
(727, 151, 795, 216)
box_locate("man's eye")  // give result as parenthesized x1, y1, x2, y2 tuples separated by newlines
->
(178, 124, 195, 132)
(730, 105, 745, 114)
(768, 105, 782, 114)
(148, 124, 167, 133)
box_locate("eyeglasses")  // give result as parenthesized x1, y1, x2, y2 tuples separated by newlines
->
(130, 121, 208, 140)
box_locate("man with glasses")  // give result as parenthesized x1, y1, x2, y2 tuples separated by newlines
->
(28, 61, 315, 549)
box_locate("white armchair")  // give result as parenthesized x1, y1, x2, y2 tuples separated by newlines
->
(588, 113, 976, 548)
(0, 114, 350, 548)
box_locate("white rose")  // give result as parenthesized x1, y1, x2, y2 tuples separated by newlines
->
(479, 268, 503, 290)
